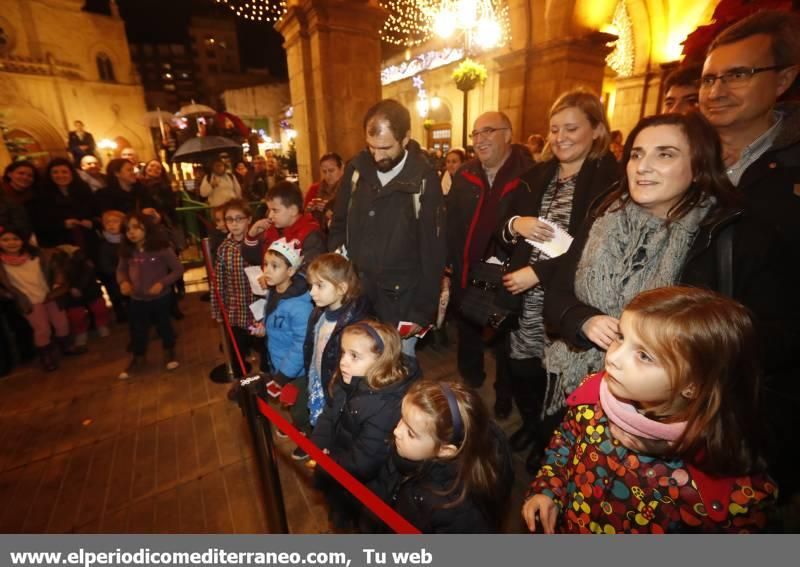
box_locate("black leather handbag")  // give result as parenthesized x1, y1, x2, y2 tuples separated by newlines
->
(459, 249, 520, 329)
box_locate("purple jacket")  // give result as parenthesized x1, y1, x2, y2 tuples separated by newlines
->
(116, 248, 183, 301)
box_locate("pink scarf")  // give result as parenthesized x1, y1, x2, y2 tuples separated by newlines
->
(0, 253, 30, 266)
(599, 376, 687, 442)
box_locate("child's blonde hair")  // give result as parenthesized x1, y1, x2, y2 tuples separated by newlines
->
(307, 253, 360, 304)
(338, 320, 406, 391)
(403, 380, 507, 525)
(623, 286, 765, 475)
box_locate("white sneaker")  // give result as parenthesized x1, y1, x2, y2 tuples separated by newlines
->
(97, 326, 110, 338)
(165, 360, 179, 371)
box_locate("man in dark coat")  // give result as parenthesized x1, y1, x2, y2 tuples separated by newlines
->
(328, 99, 445, 356)
(66, 120, 96, 164)
(700, 9, 800, 503)
(446, 111, 534, 418)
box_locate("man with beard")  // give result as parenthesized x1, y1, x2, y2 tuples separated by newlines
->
(328, 99, 445, 356)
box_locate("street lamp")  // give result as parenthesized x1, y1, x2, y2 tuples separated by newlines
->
(429, 0, 506, 146)
(98, 138, 117, 162)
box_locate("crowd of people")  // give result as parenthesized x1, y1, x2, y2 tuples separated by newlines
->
(1, 9, 799, 534)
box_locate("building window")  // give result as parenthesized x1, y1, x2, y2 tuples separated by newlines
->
(0, 25, 12, 55)
(164, 84, 176, 91)
(96, 53, 116, 82)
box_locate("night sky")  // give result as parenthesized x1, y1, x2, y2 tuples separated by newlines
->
(84, 0, 288, 78)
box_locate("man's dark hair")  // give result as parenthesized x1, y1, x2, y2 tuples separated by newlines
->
(708, 10, 800, 68)
(664, 65, 702, 91)
(319, 152, 343, 168)
(267, 180, 303, 211)
(363, 99, 411, 142)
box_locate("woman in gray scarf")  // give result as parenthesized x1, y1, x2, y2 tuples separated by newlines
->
(537, 112, 789, 418)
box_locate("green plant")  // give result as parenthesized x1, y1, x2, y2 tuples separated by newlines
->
(423, 118, 435, 130)
(452, 59, 488, 92)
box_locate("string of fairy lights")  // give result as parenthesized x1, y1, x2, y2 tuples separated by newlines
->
(214, 0, 287, 23)
(213, 1, 509, 50)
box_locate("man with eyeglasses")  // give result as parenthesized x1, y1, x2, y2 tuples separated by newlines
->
(446, 112, 534, 419)
(328, 99, 445, 356)
(701, 9, 800, 508)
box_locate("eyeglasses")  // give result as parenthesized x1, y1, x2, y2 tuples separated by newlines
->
(224, 216, 247, 223)
(469, 127, 510, 141)
(699, 66, 786, 89)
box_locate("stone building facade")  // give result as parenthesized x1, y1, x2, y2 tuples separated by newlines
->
(0, 0, 153, 170)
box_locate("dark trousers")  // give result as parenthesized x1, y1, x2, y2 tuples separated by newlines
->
(509, 356, 547, 423)
(456, 314, 511, 403)
(228, 325, 253, 375)
(129, 294, 176, 356)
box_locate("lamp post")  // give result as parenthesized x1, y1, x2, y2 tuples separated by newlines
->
(429, 0, 504, 147)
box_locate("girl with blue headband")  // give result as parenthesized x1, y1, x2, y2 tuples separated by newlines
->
(368, 380, 514, 533)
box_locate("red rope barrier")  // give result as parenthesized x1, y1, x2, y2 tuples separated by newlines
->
(201, 239, 421, 535)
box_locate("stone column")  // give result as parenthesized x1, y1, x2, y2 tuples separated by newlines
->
(276, 0, 387, 190)
(496, 31, 615, 139)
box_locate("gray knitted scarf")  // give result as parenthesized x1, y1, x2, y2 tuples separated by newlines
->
(543, 198, 713, 415)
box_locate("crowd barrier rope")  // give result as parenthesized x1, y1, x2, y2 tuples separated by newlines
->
(199, 238, 421, 535)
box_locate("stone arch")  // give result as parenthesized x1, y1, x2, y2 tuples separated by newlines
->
(0, 15, 16, 56)
(1, 106, 68, 163)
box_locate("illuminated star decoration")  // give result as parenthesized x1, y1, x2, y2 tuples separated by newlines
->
(215, 0, 287, 23)
(412, 75, 425, 90)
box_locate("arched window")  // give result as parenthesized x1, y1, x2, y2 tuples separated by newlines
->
(96, 52, 116, 82)
(0, 26, 11, 56)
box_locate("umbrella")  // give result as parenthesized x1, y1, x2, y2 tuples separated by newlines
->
(176, 102, 216, 118)
(215, 111, 251, 138)
(171, 135, 242, 163)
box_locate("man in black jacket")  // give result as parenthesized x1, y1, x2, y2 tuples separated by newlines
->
(700, 10, 800, 503)
(328, 99, 445, 356)
(447, 111, 534, 418)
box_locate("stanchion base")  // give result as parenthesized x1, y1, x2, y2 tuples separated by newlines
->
(209, 362, 252, 383)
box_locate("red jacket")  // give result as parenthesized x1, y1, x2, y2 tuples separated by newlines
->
(242, 212, 324, 269)
(528, 372, 777, 533)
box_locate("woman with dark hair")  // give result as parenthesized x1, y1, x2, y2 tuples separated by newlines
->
(440, 148, 466, 196)
(1, 161, 38, 233)
(496, 90, 620, 471)
(29, 158, 96, 251)
(304, 152, 343, 231)
(539, 112, 793, 422)
(94, 158, 147, 214)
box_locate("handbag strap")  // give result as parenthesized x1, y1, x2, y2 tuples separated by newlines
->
(716, 223, 734, 297)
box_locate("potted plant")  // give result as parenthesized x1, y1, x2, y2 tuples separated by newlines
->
(423, 118, 435, 131)
(452, 59, 488, 92)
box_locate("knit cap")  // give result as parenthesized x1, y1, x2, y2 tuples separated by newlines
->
(267, 238, 302, 269)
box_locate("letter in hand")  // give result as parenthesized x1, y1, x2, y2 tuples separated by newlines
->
(522, 494, 558, 534)
(513, 217, 555, 243)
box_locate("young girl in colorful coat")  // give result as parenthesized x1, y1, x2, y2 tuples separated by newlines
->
(293, 253, 371, 461)
(311, 321, 419, 529)
(369, 380, 514, 533)
(523, 286, 778, 534)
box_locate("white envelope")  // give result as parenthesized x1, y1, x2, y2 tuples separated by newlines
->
(244, 265, 268, 296)
(249, 298, 267, 321)
(526, 218, 573, 258)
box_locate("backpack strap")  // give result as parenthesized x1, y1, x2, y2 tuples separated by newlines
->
(345, 168, 360, 249)
(412, 177, 425, 220)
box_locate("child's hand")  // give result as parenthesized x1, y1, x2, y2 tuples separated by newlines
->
(120, 281, 132, 296)
(322, 448, 330, 455)
(522, 494, 558, 534)
(248, 218, 272, 237)
(148, 282, 163, 296)
(257, 274, 269, 289)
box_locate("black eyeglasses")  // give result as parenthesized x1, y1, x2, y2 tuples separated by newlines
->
(224, 216, 247, 223)
(469, 127, 510, 141)
(700, 66, 786, 89)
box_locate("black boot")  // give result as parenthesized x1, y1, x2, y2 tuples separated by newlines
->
(56, 335, 88, 356)
(38, 344, 58, 372)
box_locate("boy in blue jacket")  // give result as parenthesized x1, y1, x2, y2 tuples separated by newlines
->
(259, 238, 313, 434)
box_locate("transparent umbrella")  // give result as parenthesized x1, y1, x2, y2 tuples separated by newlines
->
(171, 136, 242, 163)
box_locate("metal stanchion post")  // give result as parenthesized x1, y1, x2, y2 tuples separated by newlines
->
(241, 376, 289, 534)
(201, 238, 238, 383)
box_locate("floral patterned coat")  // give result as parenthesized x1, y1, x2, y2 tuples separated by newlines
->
(528, 373, 778, 533)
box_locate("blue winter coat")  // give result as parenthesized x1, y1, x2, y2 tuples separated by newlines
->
(264, 274, 313, 380)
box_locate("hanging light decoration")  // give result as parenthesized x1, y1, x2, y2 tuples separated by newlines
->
(215, 0, 287, 23)
(428, 0, 510, 53)
(604, 0, 635, 78)
(379, 1, 438, 47)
